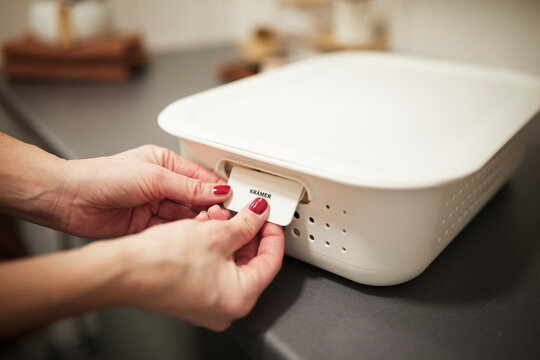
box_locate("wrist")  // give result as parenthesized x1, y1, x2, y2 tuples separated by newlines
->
(0, 238, 134, 336)
(80, 237, 141, 308)
(91, 234, 150, 307)
(0, 133, 69, 229)
(31, 156, 70, 230)
(23, 154, 69, 230)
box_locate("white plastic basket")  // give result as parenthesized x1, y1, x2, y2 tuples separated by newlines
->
(159, 52, 540, 285)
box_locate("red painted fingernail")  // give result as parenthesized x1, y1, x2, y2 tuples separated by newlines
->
(213, 185, 231, 196)
(249, 197, 268, 215)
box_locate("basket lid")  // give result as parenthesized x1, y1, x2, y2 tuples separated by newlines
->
(158, 52, 540, 188)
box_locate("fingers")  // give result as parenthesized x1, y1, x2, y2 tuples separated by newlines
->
(194, 211, 210, 222)
(153, 168, 231, 206)
(238, 222, 284, 291)
(147, 145, 225, 184)
(222, 197, 269, 253)
(207, 205, 231, 220)
(195, 205, 230, 222)
(157, 200, 198, 220)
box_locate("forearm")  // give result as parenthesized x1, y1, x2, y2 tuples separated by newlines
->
(0, 132, 68, 230)
(0, 239, 130, 337)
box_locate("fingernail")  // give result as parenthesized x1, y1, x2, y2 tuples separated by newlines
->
(249, 197, 268, 215)
(213, 185, 231, 196)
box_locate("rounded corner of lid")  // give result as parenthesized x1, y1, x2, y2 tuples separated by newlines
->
(157, 101, 180, 134)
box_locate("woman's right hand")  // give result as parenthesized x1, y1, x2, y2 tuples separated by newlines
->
(112, 198, 284, 331)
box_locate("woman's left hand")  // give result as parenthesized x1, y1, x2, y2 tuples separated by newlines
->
(54, 145, 231, 238)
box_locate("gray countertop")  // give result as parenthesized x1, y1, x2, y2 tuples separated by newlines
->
(1, 46, 539, 360)
(0, 46, 237, 159)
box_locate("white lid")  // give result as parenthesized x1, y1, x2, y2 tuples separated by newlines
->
(158, 52, 540, 189)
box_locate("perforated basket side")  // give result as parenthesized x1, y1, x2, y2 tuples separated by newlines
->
(435, 128, 528, 247)
(284, 126, 529, 284)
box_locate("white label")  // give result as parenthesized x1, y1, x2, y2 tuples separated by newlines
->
(224, 166, 304, 226)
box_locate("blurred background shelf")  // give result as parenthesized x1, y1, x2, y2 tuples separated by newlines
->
(314, 33, 386, 51)
(280, 0, 332, 7)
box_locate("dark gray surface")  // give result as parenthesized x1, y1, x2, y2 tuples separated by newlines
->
(0, 45, 237, 159)
(1, 46, 539, 360)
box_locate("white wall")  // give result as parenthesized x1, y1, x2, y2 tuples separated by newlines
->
(1, 0, 539, 75)
(389, 0, 540, 75)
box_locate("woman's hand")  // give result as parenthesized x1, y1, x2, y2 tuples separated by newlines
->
(55, 145, 231, 238)
(0, 133, 231, 239)
(0, 198, 284, 336)
(113, 198, 284, 331)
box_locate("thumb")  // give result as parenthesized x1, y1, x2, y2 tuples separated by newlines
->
(223, 197, 270, 253)
(152, 167, 231, 206)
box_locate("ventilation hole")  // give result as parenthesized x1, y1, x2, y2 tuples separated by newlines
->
(309, 234, 315, 241)
(325, 223, 330, 229)
(341, 229, 347, 235)
(325, 241, 330, 247)
(341, 247, 347, 253)
(294, 211, 300, 219)
(293, 228, 300, 237)
(325, 204, 330, 210)
(342, 210, 347, 215)
(309, 217, 315, 223)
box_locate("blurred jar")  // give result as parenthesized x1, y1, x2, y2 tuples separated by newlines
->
(28, 0, 111, 45)
(240, 27, 282, 63)
(332, 0, 373, 46)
